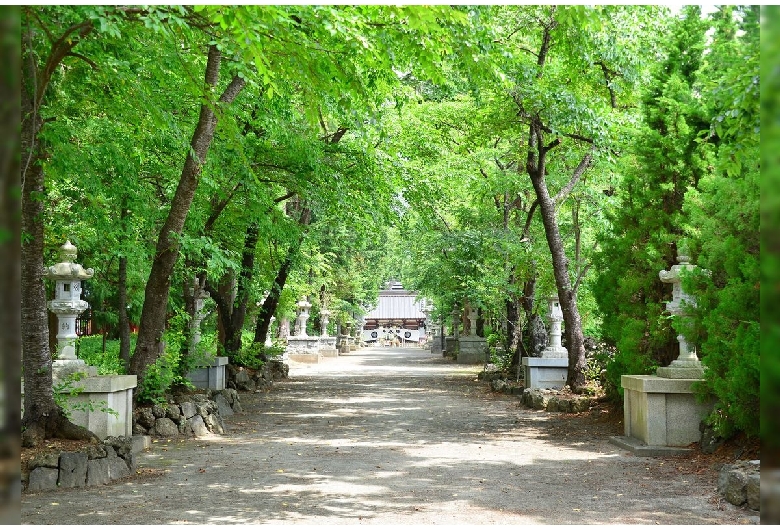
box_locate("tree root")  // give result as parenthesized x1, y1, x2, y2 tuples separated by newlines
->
(22, 409, 100, 448)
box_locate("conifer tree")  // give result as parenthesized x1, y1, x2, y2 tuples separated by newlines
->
(592, 6, 710, 396)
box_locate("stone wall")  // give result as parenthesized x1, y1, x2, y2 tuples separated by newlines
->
(226, 360, 288, 393)
(25, 436, 136, 492)
(132, 388, 242, 437)
(521, 388, 594, 413)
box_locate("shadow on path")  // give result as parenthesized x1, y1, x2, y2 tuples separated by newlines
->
(22, 347, 752, 525)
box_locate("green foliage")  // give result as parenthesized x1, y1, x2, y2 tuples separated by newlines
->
(603, 348, 658, 402)
(230, 331, 286, 369)
(76, 334, 133, 374)
(136, 310, 194, 404)
(760, 4, 780, 458)
(593, 6, 710, 374)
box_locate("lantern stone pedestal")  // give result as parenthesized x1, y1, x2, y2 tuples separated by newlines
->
(187, 356, 229, 390)
(22, 374, 137, 439)
(444, 337, 457, 358)
(611, 252, 713, 455)
(287, 337, 322, 363)
(522, 296, 569, 390)
(611, 375, 714, 456)
(34, 241, 138, 440)
(319, 337, 338, 357)
(521, 357, 569, 389)
(431, 336, 442, 356)
(456, 336, 489, 364)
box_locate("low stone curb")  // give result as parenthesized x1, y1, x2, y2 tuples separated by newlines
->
(521, 387, 595, 413)
(24, 436, 137, 493)
(718, 460, 760, 511)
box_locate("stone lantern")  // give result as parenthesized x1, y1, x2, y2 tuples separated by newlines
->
(451, 306, 461, 340)
(320, 309, 331, 337)
(189, 277, 210, 351)
(657, 250, 703, 379)
(521, 294, 568, 389)
(356, 315, 365, 343)
(541, 295, 567, 359)
(466, 306, 478, 336)
(295, 297, 312, 338)
(613, 248, 713, 452)
(28, 240, 140, 439)
(44, 241, 95, 377)
(265, 314, 276, 348)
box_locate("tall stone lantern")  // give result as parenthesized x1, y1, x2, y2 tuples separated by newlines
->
(295, 297, 312, 338)
(44, 241, 95, 377)
(657, 251, 704, 379)
(320, 309, 331, 337)
(189, 277, 210, 351)
(541, 295, 568, 358)
(521, 294, 568, 389)
(32, 241, 139, 440)
(613, 247, 713, 452)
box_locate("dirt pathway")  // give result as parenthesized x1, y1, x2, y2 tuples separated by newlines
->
(22, 347, 755, 524)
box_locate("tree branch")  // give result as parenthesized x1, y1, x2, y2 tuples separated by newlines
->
(521, 200, 538, 240)
(596, 60, 619, 109)
(218, 74, 246, 104)
(203, 182, 242, 234)
(273, 191, 296, 203)
(65, 52, 98, 69)
(553, 149, 594, 205)
(573, 262, 592, 293)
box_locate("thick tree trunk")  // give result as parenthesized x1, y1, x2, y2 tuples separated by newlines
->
(1, 6, 22, 456)
(529, 169, 588, 389)
(130, 45, 245, 383)
(206, 222, 259, 359)
(21, 19, 99, 447)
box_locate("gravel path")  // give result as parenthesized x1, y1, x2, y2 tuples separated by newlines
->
(22, 346, 754, 524)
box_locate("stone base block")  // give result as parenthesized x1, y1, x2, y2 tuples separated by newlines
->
(457, 337, 488, 364)
(621, 375, 714, 448)
(187, 356, 228, 390)
(609, 435, 694, 456)
(288, 353, 322, 364)
(655, 365, 705, 379)
(444, 337, 458, 358)
(431, 340, 442, 355)
(320, 348, 339, 357)
(521, 357, 568, 389)
(24, 374, 137, 439)
(286, 337, 320, 358)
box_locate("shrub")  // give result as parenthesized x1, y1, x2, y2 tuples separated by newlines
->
(136, 310, 193, 404)
(75, 334, 131, 374)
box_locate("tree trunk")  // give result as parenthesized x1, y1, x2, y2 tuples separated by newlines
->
(1, 7, 22, 454)
(529, 167, 588, 389)
(505, 297, 520, 362)
(254, 207, 311, 346)
(118, 205, 130, 371)
(130, 45, 245, 384)
(21, 18, 99, 447)
(205, 222, 259, 359)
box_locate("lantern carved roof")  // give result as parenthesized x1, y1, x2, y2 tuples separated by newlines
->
(43, 241, 94, 281)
